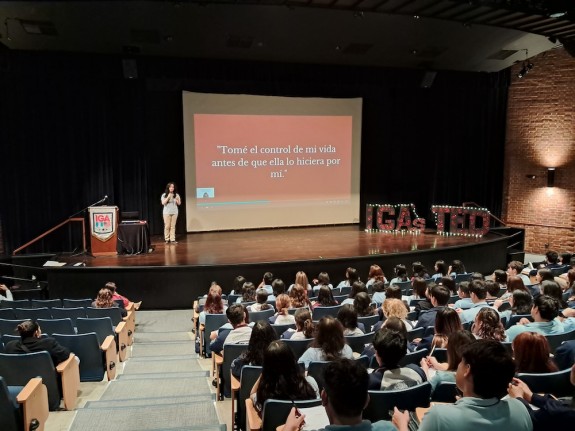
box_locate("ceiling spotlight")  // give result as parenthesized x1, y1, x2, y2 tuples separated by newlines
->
(517, 49, 534, 78)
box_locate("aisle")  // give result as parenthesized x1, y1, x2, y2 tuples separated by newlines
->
(68, 310, 225, 431)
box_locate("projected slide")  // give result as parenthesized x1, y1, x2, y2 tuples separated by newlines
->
(183, 92, 362, 232)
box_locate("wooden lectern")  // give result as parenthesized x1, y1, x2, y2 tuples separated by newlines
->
(89, 206, 119, 256)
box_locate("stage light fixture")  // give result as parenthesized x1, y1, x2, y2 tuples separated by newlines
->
(547, 168, 555, 187)
(517, 50, 534, 79)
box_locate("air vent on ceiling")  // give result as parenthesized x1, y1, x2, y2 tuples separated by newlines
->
(20, 20, 58, 36)
(342, 43, 373, 55)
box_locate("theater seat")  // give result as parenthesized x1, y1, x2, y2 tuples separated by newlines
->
(364, 382, 432, 421)
(0, 376, 49, 431)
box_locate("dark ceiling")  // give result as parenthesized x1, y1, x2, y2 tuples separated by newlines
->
(1, 0, 574, 72)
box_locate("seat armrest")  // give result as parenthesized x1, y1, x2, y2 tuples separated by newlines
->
(245, 398, 262, 431)
(55, 354, 80, 410)
(115, 321, 129, 361)
(100, 335, 118, 380)
(17, 377, 50, 431)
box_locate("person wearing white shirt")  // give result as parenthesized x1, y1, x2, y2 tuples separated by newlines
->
(0, 284, 13, 302)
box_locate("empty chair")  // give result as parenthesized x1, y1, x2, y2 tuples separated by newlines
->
(219, 343, 247, 399)
(85, 307, 124, 326)
(77, 317, 128, 362)
(238, 365, 262, 431)
(31, 299, 62, 309)
(50, 307, 87, 327)
(283, 338, 312, 360)
(545, 329, 575, 352)
(357, 315, 380, 332)
(517, 367, 573, 398)
(248, 308, 275, 323)
(0, 319, 24, 336)
(0, 308, 15, 319)
(14, 307, 52, 320)
(271, 323, 295, 338)
(345, 332, 375, 354)
(0, 299, 31, 309)
(257, 399, 323, 431)
(312, 305, 342, 321)
(0, 376, 49, 431)
(37, 318, 75, 336)
(0, 351, 79, 411)
(399, 348, 429, 367)
(201, 313, 229, 358)
(53, 332, 116, 382)
(363, 382, 432, 421)
(62, 298, 92, 308)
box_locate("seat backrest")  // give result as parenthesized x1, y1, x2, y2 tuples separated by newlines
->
(262, 399, 322, 431)
(406, 310, 418, 321)
(222, 343, 248, 398)
(345, 332, 375, 354)
(0, 309, 15, 320)
(14, 307, 52, 320)
(53, 333, 105, 382)
(0, 376, 18, 431)
(0, 351, 60, 411)
(227, 294, 240, 304)
(431, 382, 457, 402)
(357, 315, 380, 332)
(76, 317, 114, 345)
(287, 307, 309, 316)
(203, 313, 229, 357)
(454, 273, 472, 283)
(307, 361, 330, 393)
(338, 286, 351, 296)
(423, 326, 435, 338)
(398, 348, 429, 367)
(517, 368, 573, 398)
(239, 365, 262, 431)
(364, 382, 432, 421)
(50, 307, 87, 327)
(506, 314, 533, 328)
(392, 280, 412, 295)
(37, 318, 75, 336)
(31, 299, 63, 309)
(0, 319, 24, 336)
(430, 348, 447, 363)
(312, 305, 342, 321)
(248, 308, 275, 323)
(62, 299, 92, 308)
(283, 338, 312, 360)
(0, 300, 31, 309)
(85, 307, 123, 326)
(271, 323, 295, 338)
(546, 329, 575, 352)
(407, 327, 425, 342)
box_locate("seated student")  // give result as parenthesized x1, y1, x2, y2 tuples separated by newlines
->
(0, 283, 13, 302)
(512, 332, 558, 374)
(371, 280, 387, 305)
(313, 285, 339, 309)
(366, 264, 388, 288)
(411, 278, 433, 317)
(336, 267, 360, 290)
(415, 284, 451, 329)
(282, 308, 314, 340)
(413, 307, 462, 352)
(313, 271, 333, 293)
(393, 339, 532, 431)
(341, 281, 369, 306)
(5, 320, 72, 366)
(438, 276, 457, 296)
(284, 358, 396, 431)
(368, 327, 426, 390)
(337, 304, 364, 336)
(257, 271, 274, 296)
(361, 317, 408, 360)
(448, 260, 466, 278)
(458, 280, 498, 324)
(453, 281, 473, 310)
(298, 316, 353, 368)
(251, 340, 319, 415)
(495, 289, 533, 321)
(507, 260, 532, 287)
(354, 292, 377, 317)
(231, 321, 277, 378)
(506, 294, 565, 342)
(92, 288, 127, 317)
(389, 264, 410, 287)
(271, 278, 286, 298)
(248, 288, 272, 312)
(209, 304, 252, 354)
(105, 281, 130, 308)
(269, 294, 295, 325)
(508, 363, 575, 430)
(420, 330, 475, 393)
(431, 260, 449, 281)
(374, 298, 413, 332)
(289, 283, 312, 309)
(199, 290, 226, 325)
(237, 282, 257, 304)
(484, 280, 501, 303)
(471, 308, 506, 342)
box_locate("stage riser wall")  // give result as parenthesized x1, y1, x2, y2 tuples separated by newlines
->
(47, 238, 508, 309)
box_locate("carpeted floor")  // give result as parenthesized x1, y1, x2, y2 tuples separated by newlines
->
(68, 309, 224, 431)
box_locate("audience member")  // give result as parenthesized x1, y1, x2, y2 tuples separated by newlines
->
(484, 280, 501, 302)
(248, 288, 272, 312)
(272, 278, 286, 298)
(493, 269, 508, 290)
(337, 304, 364, 336)
(369, 328, 425, 390)
(289, 283, 312, 309)
(507, 261, 531, 286)
(431, 260, 449, 281)
(92, 288, 127, 317)
(393, 339, 532, 431)
(453, 281, 473, 310)
(298, 316, 353, 368)
(508, 363, 575, 430)
(448, 260, 466, 278)
(472, 308, 506, 341)
(506, 295, 564, 342)
(237, 282, 256, 304)
(105, 281, 130, 308)
(389, 264, 409, 286)
(313, 271, 333, 293)
(414, 307, 462, 352)
(270, 294, 295, 325)
(230, 275, 246, 296)
(411, 262, 430, 280)
(366, 264, 387, 288)
(496, 289, 533, 321)
(354, 292, 376, 317)
(289, 271, 312, 292)
(375, 298, 413, 331)
(438, 276, 456, 295)
(231, 320, 277, 378)
(412, 278, 433, 316)
(512, 331, 558, 374)
(0, 283, 13, 302)
(251, 340, 319, 415)
(313, 285, 338, 308)
(257, 271, 274, 295)
(341, 281, 368, 306)
(281, 308, 314, 340)
(284, 358, 397, 431)
(210, 304, 252, 354)
(415, 284, 450, 329)
(458, 280, 495, 324)
(199, 289, 226, 325)
(371, 280, 386, 305)
(335, 267, 360, 289)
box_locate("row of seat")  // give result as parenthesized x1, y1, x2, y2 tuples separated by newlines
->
(0, 298, 99, 309)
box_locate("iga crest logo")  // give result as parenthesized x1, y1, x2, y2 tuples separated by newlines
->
(93, 212, 113, 233)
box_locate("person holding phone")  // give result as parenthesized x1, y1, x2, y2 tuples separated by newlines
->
(161, 182, 181, 244)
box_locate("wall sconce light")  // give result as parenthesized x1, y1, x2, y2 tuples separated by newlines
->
(525, 174, 536, 179)
(547, 168, 555, 187)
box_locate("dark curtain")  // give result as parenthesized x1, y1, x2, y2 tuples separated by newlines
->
(0, 50, 509, 254)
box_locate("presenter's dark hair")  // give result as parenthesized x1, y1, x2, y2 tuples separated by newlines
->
(164, 182, 177, 194)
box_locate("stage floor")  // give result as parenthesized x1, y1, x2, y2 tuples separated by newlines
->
(60, 225, 490, 267)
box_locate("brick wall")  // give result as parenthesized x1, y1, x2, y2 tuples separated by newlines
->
(503, 47, 575, 254)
